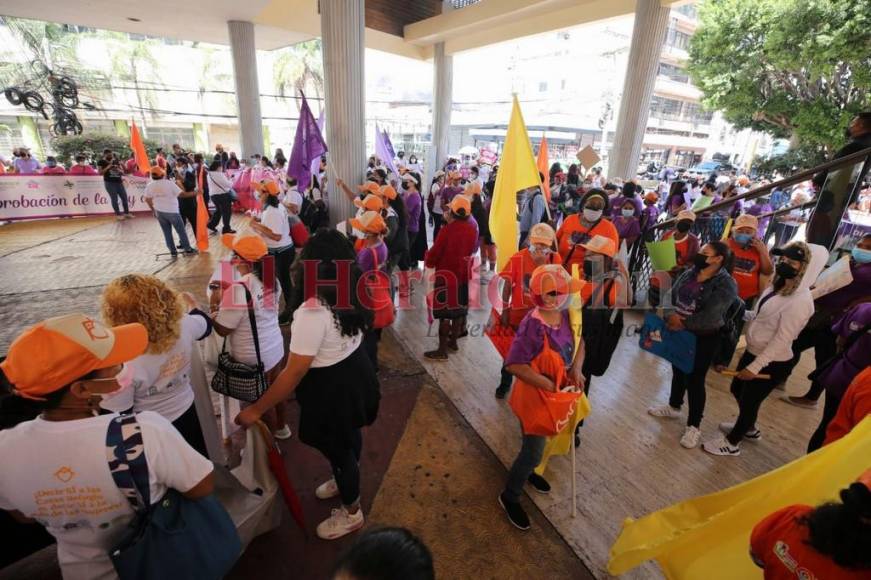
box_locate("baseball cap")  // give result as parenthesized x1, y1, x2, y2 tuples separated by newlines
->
(433, 170, 445, 179)
(449, 195, 471, 217)
(676, 209, 696, 222)
(529, 264, 583, 296)
(222, 233, 268, 261)
(1, 314, 147, 400)
(580, 234, 617, 258)
(528, 223, 556, 246)
(643, 192, 659, 203)
(256, 180, 280, 196)
(377, 185, 398, 201)
(401, 173, 419, 185)
(349, 211, 387, 234)
(464, 182, 482, 196)
(354, 194, 384, 211)
(734, 214, 758, 230)
(358, 182, 381, 195)
(771, 243, 808, 262)
(150, 166, 165, 178)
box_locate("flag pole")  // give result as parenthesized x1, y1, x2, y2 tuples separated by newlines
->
(572, 437, 577, 518)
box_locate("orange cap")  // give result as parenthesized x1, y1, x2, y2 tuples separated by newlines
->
(256, 180, 280, 196)
(528, 223, 556, 246)
(643, 192, 659, 203)
(0, 314, 148, 400)
(350, 211, 387, 234)
(222, 233, 268, 261)
(449, 195, 471, 217)
(358, 182, 381, 195)
(464, 181, 482, 196)
(530, 264, 583, 296)
(150, 166, 166, 178)
(580, 234, 617, 258)
(354, 194, 384, 211)
(377, 184, 398, 201)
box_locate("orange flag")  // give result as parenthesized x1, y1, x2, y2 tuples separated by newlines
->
(129, 121, 151, 173)
(536, 135, 551, 202)
(195, 166, 209, 251)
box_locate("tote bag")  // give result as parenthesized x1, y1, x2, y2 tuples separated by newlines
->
(638, 313, 696, 374)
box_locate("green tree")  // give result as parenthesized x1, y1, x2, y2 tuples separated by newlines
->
(687, 0, 871, 152)
(272, 40, 324, 113)
(101, 32, 161, 130)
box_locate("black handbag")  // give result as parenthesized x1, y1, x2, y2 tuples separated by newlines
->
(211, 283, 269, 402)
(581, 277, 624, 377)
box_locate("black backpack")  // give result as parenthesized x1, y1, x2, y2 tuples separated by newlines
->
(300, 195, 328, 231)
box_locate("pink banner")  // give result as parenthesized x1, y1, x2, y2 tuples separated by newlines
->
(0, 175, 150, 221)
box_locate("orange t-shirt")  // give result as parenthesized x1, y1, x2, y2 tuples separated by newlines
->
(729, 238, 764, 300)
(499, 248, 562, 326)
(824, 366, 871, 446)
(750, 505, 868, 580)
(556, 215, 619, 272)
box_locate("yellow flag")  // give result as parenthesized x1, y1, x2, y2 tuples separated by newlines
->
(720, 217, 733, 241)
(534, 393, 590, 476)
(489, 96, 540, 272)
(608, 416, 871, 579)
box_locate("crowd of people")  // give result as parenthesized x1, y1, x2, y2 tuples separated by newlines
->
(1, 112, 870, 579)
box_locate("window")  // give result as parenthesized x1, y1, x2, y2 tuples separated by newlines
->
(657, 62, 689, 84)
(674, 4, 697, 20)
(144, 126, 196, 150)
(665, 25, 692, 50)
(649, 96, 684, 120)
(538, 81, 548, 93)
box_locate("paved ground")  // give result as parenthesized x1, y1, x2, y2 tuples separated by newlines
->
(0, 216, 591, 580)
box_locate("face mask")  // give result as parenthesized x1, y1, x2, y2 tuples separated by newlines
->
(734, 233, 753, 245)
(621, 209, 634, 218)
(676, 221, 692, 233)
(583, 208, 603, 222)
(851, 247, 871, 264)
(776, 262, 798, 279)
(692, 254, 711, 269)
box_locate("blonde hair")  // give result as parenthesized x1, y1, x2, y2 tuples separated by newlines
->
(101, 274, 184, 354)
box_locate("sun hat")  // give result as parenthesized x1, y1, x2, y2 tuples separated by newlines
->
(349, 211, 387, 235)
(222, 233, 268, 261)
(358, 181, 381, 195)
(528, 223, 556, 246)
(580, 234, 617, 258)
(0, 314, 147, 400)
(529, 264, 583, 296)
(734, 214, 758, 230)
(449, 195, 471, 217)
(676, 209, 696, 222)
(354, 194, 384, 211)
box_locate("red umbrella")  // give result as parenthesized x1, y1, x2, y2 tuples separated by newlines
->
(255, 421, 306, 533)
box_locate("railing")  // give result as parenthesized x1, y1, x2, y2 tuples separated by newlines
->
(626, 145, 871, 303)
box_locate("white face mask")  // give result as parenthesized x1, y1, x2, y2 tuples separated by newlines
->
(583, 208, 603, 222)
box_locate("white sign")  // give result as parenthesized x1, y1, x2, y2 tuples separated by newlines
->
(0, 175, 150, 221)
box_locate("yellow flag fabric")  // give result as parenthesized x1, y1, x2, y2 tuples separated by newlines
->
(720, 218, 733, 241)
(129, 121, 151, 173)
(608, 416, 871, 579)
(534, 393, 590, 476)
(569, 263, 583, 354)
(536, 135, 551, 203)
(489, 96, 540, 272)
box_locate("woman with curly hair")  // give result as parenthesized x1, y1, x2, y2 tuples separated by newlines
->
(236, 229, 380, 541)
(100, 274, 213, 455)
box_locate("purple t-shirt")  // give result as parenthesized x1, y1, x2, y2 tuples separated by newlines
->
(613, 216, 641, 240)
(824, 303, 871, 397)
(357, 241, 388, 273)
(610, 195, 643, 217)
(439, 186, 463, 209)
(405, 191, 422, 234)
(641, 204, 660, 230)
(505, 309, 575, 368)
(746, 202, 773, 238)
(815, 262, 871, 313)
(675, 276, 703, 317)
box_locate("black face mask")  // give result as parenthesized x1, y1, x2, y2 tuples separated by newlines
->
(776, 262, 798, 279)
(676, 221, 692, 233)
(692, 254, 710, 269)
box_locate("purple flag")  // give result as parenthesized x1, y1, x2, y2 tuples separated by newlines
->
(288, 93, 327, 191)
(375, 124, 398, 176)
(382, 128, 397, 162)
(309, 108, 326, 182)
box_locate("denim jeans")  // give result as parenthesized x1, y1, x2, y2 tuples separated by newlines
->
(105, 181, 129, 215)
(504, 434, 546, 503)
(156, 211, 192, 253)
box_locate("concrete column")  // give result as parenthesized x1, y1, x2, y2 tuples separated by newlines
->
(227, 21, 264, 160)
(608, 0, 670, 179)
(428, 42, 453, 184)
(321, 0, 366, 225)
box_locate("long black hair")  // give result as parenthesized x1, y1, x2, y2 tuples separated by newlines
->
(707, 239, 735, 274)
(800, 483, 871, 569)
(331, 527, 434, 580)
(290, 229, 372, 336)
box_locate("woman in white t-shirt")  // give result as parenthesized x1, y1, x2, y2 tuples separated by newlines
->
(211, 233, 290, 439)
(250, 182, 295, 326)
(0, 314, 215, 580)
(99, 274, 213, 455)
(235, 229, 380, 542)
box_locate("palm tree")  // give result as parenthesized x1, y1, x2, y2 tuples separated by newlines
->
(272, 40, 324, 114)
(102, 32, 161, 133)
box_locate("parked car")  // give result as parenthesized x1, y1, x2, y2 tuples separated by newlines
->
(685, 160, 734, 181)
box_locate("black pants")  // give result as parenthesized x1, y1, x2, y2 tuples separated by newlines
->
(432, 213, 444, 240)
(726, 352, 792, 445)
(807, 389, 843, 453)
(105, 181, 129, 215)
(179, 196, 198, 233)
(207, 193, 233, 232)
(270, 245, 295, 316)
(669, 332, 720, 428)
(784, 322, 837, 400)
(172, 402, 208, 457)
(319, 428, 362, 506)
(363, 328, 382, 372)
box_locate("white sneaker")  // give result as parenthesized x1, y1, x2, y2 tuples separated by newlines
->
(680, 426, 701, 449)
(273, 425, 292, 440)
(648, 404, 681, 419)
(703, 435, 741, 456)
(316, 507, 364, 540)
(315, 478, 340, 500)
(718, 421, 761, 441)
